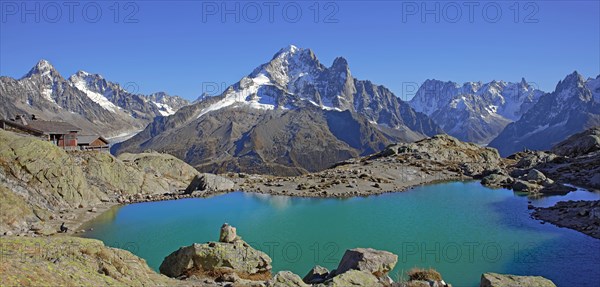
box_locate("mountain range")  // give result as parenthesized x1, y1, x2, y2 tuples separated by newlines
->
(114, 45, 442, 175)
(489, 72, 600, 156)
(0, 60, 189, 137)
(2, 46, 599, 173)
(409, 78, 544, 144)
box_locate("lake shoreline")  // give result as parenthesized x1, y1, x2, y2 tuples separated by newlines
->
(71, 172, 466, 234)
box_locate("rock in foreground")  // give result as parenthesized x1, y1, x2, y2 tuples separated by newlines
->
(480, 272, 556, 287)
(335, 248, 398, 279)
(159, 233, 272, 279)
(0, 236, 185, 287)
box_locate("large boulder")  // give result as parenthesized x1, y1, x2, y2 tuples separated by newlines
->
(184, 173, 234, 194)
(335, 248, 398, 278)
(481, 173, 513, 188)
(159, 237, 272, 279)
(512, 180, 541, 193)
(526, 169, 547, 182)
(480, 273, 556, 287)
(267, 271, 309, 287)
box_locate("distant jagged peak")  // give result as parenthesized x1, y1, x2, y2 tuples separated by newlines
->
(554, 70, 591, 102)
(22, 59, 59, 79)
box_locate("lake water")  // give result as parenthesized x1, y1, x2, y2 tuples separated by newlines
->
(80, 182, 600, 287)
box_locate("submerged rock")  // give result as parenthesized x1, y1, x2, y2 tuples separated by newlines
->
(480, 272, 556, 287)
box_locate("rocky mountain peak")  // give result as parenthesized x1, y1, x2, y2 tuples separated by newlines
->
(520, 77, 528, 86)
(331, 57, 349, 70)
(554, 71, 591, 103)
(23, 59, 59, 79)
(251, 45, 324, 89)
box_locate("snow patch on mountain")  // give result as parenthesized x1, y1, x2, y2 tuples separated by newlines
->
(152, 102, 176, 116)
(196, 73, 283, 118)
(70, 75, 120, 113)
(41, 87, 59, 106)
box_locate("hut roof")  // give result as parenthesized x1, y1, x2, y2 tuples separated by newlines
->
(77, 135, 109, 145)
(27, 121, 81, 134)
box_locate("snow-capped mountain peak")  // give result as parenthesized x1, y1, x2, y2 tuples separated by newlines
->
(22, 59, 59, 79)
(68, 70, 120, 113)
(409, 77, 545, 143)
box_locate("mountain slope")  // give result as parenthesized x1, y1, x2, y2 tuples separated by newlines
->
(489, 72, 600, 156)
(0, 60, 189, 137)
(115, 45, 442, 175)
(409, 79, 543, 143)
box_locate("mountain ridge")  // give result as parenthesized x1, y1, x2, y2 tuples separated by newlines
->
(0, 60, 189, 137)
(114, 45, 442, 175)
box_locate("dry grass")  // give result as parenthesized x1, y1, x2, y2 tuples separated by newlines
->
(407, 267, 442, 281)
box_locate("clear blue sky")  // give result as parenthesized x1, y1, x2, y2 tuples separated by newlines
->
(1, 1, 599, 101)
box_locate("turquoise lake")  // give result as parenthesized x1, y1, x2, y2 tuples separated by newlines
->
(80, 182, 600, 287)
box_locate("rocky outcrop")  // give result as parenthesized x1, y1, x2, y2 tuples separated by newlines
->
(118, 151, 200, 189)
(480, 272, 556, 287)
(159, 226, 272, 280)
(532, 200, 600, 239)
(184, 173, 235, 194)
(0, 130, 215, 235)
(376, 134, 502, 177)
(0, 236, 187, 287)
(551, 127, 600, 157)
(233, 134, 504, 198)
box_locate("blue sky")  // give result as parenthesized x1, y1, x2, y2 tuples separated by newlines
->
(1, 1, 599, 101)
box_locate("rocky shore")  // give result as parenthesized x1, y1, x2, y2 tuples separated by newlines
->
(231, 134, 504, 198)
(532, 200, 600, 239)
(480, 127, 600, 194)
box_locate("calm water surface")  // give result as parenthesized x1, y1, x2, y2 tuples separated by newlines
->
(80, 182, 600, 287)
